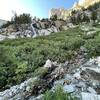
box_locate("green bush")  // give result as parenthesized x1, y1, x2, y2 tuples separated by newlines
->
(33, 67, 48, 77)
(1, 13, 32, 28)
(13, 13, 32, 24)
(43, 86, 77, 100)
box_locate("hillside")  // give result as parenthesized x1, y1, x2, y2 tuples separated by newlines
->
(0, 23, 100, 99)
(0, 1, 100, 100)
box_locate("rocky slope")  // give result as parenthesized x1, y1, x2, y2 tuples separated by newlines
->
(0, 52, 100, 100)
(0, 19, 7, 28)
(0, 23, 100, 100)
(0, 19, 72, 41)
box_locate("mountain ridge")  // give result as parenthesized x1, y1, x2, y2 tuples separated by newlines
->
(78, 0, 100, 8)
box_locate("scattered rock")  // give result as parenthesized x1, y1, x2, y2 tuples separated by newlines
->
(76, 82, 86, 89)
(81, 92, 100, 100)
(87, 31, 96, 35)
(80, 46, 87, 53)
(0, 34, 6, 41)
(0, 56, 100, 100)
(28, 94, 43, 100)
(44, 59, 52, 68)
(62, 26, 68, 30)
(81, 25, 92, 32)
(73, 72, 81, 80)
(67, 23, 76, 28)
(87, 87, 97, 94)
(63, 85, 75, 93)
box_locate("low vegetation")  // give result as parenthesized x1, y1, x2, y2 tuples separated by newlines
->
(1, 13, 32, 28)
(0, 25, 100, 90)
(43, 85, 77, 100)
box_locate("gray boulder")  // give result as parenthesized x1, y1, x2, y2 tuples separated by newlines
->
(81, 92, 100, 100)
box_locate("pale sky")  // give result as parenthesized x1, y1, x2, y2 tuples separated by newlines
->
(0, 0, 35, 20)
(0, 0, 80, 21)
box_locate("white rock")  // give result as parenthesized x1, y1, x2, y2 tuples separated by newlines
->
(87, 31, 96, 35)
(87, 87, 97, 94)
(9, 91, 13, 97)
(88, 58, 95, 65)
(67, 23, 75, 28)
(35, 94, 43, 100)
(82, 57, 100, 73)
(85, 67, 100, 73)
(96, 57, 100, 67)
(44, 59, 52, 68)
(26, 86, 31, 92)
(76, 82, 86, 88)
(52, 26, 58, 32)
(54, 79, 64, 86)
(81, 92, 100, 100)
(0, 34, 6, 41)
(39, 29, 51, 36)
(29, 94, 43, 100)
(63, 85, 75, 93)
(73, 72, 81, 79)
(7, 34, 16, 39)
(62, 26, 68, 30)
(19, 82, 26, 90)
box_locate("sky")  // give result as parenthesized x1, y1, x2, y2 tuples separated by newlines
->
(0, 0, 81, 20)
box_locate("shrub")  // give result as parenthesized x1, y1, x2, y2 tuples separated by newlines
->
(13, 13, 32, 24)
(15, 62, 28, 74)
(33, 67, 48, 77)
(50, 14, 58, 21)
(1, 13, 32, 28)
(43, 86, 77, 100)
(84, 39, 100, 58)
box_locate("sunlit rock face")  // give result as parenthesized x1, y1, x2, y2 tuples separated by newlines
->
(49, 8, 71, 20)
(79, 0, 100, 8)
(72, 2, 82, 10)
(49, 0, 100, 20)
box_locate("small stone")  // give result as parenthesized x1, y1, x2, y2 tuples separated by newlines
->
(80, 46, 87, 52)
(76, 82, 86, 88)
(26, 86, 31, 92)
(28, 96, 35, 100)
(64, 61, 69, 67)
(54, 79, 64, 86)
(96, 57, 100, 67)
(44, 59, 52, 68)
(9, 91, 13, 97)
(63, 85, 75, 93)
(35, 94, 43, 100)
(20, 83, 25, 90)
(73, 72, 81, 80)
